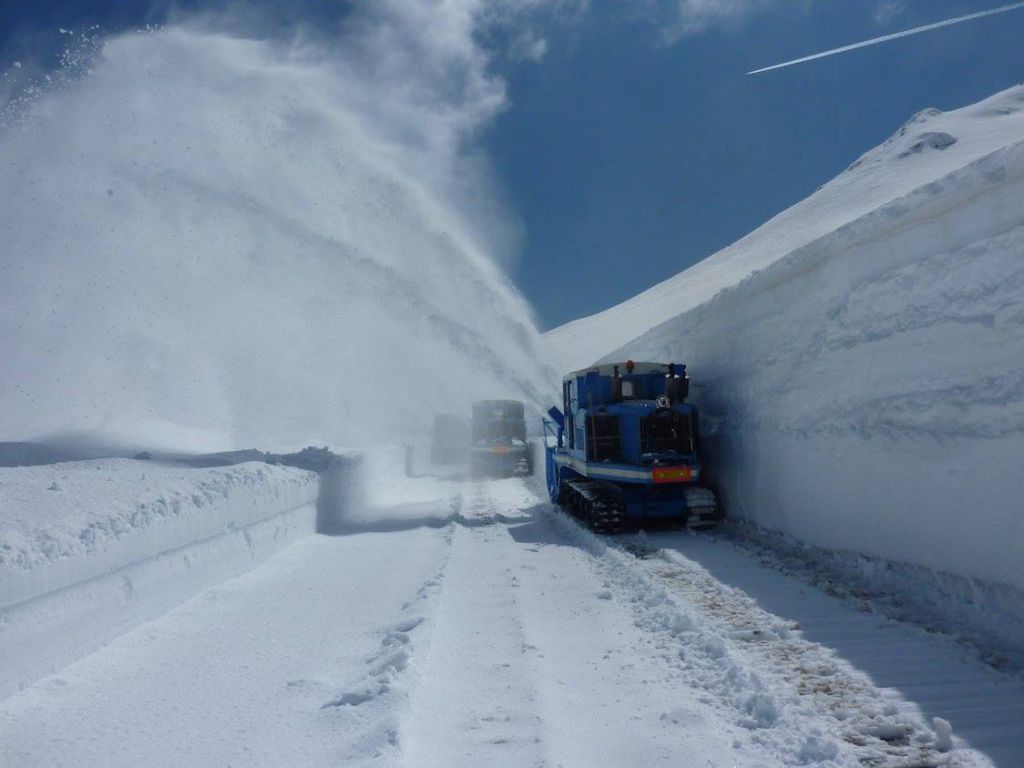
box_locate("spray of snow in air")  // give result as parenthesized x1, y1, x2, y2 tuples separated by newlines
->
(0, 8, 558, 452)
(748, 1, 1024, 75)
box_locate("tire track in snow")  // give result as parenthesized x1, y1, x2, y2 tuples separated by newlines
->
(504, 485, 771, 768)
(542, 508, 995, 767)
(399, 483, 546, 767)
(643, 530, 1024, 767)
(643, 543, 964, 767)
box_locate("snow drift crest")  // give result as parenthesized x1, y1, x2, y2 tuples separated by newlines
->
(0, 24, 556, 451)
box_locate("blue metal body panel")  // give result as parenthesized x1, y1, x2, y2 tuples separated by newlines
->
(544, 362, 716, 524)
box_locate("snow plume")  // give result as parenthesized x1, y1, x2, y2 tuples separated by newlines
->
(0, 6, 559, 453)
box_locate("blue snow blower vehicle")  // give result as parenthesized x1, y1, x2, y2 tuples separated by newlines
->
(543, 361, 719, 533)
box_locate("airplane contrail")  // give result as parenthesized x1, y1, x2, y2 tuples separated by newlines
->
(749, 1, 1024, 75)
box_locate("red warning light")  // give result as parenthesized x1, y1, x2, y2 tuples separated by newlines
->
(625, 360, 635, 372)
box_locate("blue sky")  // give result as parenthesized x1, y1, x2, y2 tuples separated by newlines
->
(2, 1, 1023, 329)
(485, 1, 1024, 327)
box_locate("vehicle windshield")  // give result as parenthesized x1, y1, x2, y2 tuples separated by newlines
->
(472, 422, 526, 445)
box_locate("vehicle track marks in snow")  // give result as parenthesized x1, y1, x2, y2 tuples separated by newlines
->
(9, 477, 1017, 767)
(646, 546, 956, 767)
(643, 530, 1024, 767)
(543, 509, 995, 767)
(400, 483, 546, 767)
(725, 523, 1024, 675)
(500, 488, 772, 767)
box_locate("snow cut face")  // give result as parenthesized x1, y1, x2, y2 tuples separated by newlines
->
(0, 23, 556, 452)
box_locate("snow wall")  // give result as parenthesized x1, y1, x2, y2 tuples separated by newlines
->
(0, 459, 325, 699)
(604, 138, 1024, 632)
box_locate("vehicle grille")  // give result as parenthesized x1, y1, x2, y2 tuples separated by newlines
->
(639, 411, 694, 455)
(586, 415, 620, 461)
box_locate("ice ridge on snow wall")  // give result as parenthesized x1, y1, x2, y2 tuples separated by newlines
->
(0, 19, 558, 453)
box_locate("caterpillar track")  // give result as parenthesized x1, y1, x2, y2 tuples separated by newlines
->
(681, 485, 719, 530)
(563, 478, 626, 534)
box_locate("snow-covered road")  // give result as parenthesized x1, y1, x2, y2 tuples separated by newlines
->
(2, 479, 1021, 767)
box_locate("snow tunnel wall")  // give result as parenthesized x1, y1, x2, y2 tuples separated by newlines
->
(608, 140, 1024, 603)
(0, 460, 321, 699)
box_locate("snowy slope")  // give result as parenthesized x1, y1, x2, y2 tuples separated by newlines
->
(544, 87, 1024, 606)
(547, 86, 1024, 372)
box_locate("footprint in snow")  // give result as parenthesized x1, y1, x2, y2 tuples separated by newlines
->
(321, 690, 378, 708)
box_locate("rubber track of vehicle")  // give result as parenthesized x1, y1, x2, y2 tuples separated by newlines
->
(565, 479, 625, 535)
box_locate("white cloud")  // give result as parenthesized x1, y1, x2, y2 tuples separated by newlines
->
(873, 0, 906, 25)
(662, 0, 780, 41)
(510, 28, 549, 62)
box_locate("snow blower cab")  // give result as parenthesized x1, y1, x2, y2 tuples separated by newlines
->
(470, 399, 531, 477)
(543, 361, 719, 532)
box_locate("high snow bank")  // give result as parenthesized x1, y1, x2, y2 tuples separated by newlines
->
(546, 87, 1024, 600)
(0, 459, 319, 698)
(0, 459, 316, 604)
(0, 21, 557, 452)
(548, 87, 1024, 372)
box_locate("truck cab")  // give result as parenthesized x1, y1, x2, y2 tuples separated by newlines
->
(470, 399, 530, 477)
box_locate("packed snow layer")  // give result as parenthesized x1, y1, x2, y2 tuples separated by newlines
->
(0, 459, 318, 697)
(546, 87, 1024, 602)
(0, 23, 557, 452)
